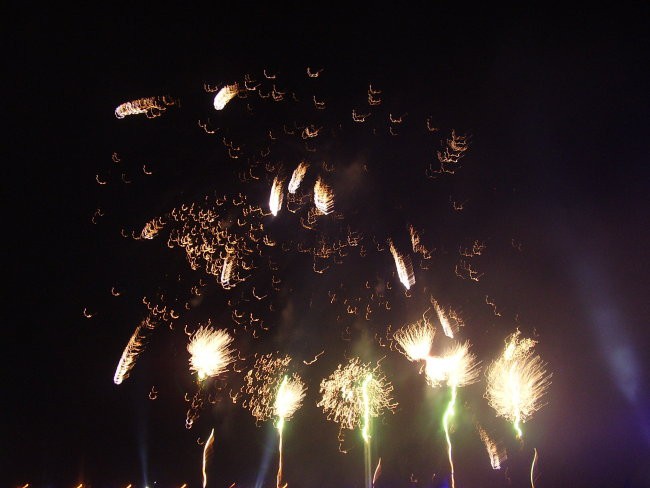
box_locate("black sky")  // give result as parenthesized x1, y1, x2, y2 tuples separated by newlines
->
(4, 4, 650, 488)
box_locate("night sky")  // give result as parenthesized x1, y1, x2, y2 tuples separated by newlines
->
(5, 5, 650, 488)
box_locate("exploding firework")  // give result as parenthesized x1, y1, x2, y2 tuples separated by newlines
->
(187, 326, 235, 380)
(393, 318, 435, 362)
(114, 95, 177, 119)
(269, 176, 284, 216)
(485, 330, 552, 438)
(318, 358, 396, 434)
(213, 84, 240, 110)
(274, 374, 306, 488)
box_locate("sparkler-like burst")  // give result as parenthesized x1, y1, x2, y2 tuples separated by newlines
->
(484, 330, 552, 438)
(318, 358, 396, 434)
(187, 326, 235, 380)
(393, 318, 435, 362)
(274, 374, 306, 488)
(243, 354, 293, 423)
(113, 314, 157, 385)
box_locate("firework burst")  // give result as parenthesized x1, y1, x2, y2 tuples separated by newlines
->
(187, 326, 235, 380)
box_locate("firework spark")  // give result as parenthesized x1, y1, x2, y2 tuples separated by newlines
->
(243, 354, 293, 423)
(388, 240, 415, 290)
(213, 84, 239, 110)
(114, 96, 176, 119)
(313, 176, 334, 215)
(113, 314, 157, 385)
(187, 326, 235, 380)
(477, 424, 506, 470)
(393, 319, 435, 362)
(484, 330, 552, 438)
(202, 428, 215, 488)
(269, 177, 284, 216)
(288, 162, 309, 194)
(274, 374, 306, 488)
(318, 358, 396, 434)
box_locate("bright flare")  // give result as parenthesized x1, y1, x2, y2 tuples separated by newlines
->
(394, 319, 435, 362)
(288, 162, 309, 194)
(213, 84, 239, 110)
(187, 327, 235, 380)
(424, 341, 481, 388)
(484, 330, 552, 438)
(269, 177, 284, 216)
(274, 374, 306, 488)
(389, 240, 415, 290)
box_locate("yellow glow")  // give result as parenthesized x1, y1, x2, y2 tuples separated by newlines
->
(115, 96, 176, 119)
(114, 315, 157, 385)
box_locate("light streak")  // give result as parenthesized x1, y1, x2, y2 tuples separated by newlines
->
(213, 84, 239, 110)
(187, 326, 235, 380)
(269, 176, 284, 216)
(202, 428, 215, 488)
(530, 448, 538, 488)
(287, 162, 309, 194)
(443, 386, 457, 488)
(477, 424, 506, 469)
(314, 177, 334, 215)
(362, 373, 373, 488)
(393, 318, 435, 362)
(432, 299, 454, 338)
(388, 240, 415, 290)
(113, 314, 157, 384)
(115, 96, 176, 119)
(484, 330, 552, 438)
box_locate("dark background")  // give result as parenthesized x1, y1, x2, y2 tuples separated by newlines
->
(4, 4, 649, 488)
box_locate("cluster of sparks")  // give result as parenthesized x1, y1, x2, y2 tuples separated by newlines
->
(101, 66, 552, 487)
(485, 330, 552, 438)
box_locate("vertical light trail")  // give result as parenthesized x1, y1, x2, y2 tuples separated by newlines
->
(276, 376, 288, 488)
(362, 373, 373, 488)
(530, 448, 538, 488)
(202, 428, 215, 488)
(442, 386, 458, 488)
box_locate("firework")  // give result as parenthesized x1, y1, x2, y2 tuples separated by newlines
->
(274, 375, 306, 488)
(393, 319, 435, 362)
(388, 240, 415, 290)
(202, 428, 215, 488)
(432, 299, 455, 339)
(318, 358, 395, 433)
(269, 176, 284, 217)
(113, 314, 157, 385)
(213, 84, 239, 110)
(476, 424, 506, 470)
(187, 326, 235, 380)
(114, 96, 176, 119)
(313, 177, 334, 215)
(425, 341, 480, 488)
(484, 330, 552, 438)
(243, 354, 293, 422)
(287, 162, 309, 194)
